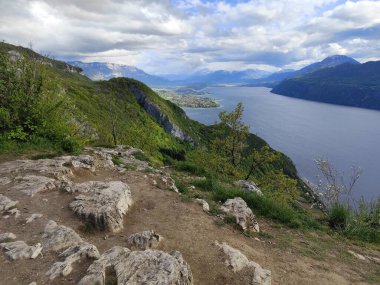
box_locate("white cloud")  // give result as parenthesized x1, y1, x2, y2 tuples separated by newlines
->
(0, 0, 379, 74)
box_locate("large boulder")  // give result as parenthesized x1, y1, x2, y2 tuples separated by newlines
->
(215, 241, 271, 285)
(234, 180, 263, 196)
(69, 181, 132, 233)
(78, 246, 193, 285)
(127, 230, 163, 250)
(0, 241, 42, 260)
(42, 220, 83, 252)
(221, 197, 259, 232)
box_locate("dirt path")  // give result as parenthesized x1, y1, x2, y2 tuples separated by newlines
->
(0, 155, 379, 285)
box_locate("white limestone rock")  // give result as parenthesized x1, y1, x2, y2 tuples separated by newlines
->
(127, 230, 163, 250)
(8, 208, 21, 218)
(78, 246, 193, 285)
(46, 242, 100, 280)
(11, 175, 57, 197)
(221, 197, 259, 232)
(69, 181, 132, 233)
(195, 199, 210, 212)
(0, 232, 17, 242)
(0, 194, 18, 213)
(0, 177, 11, 185)
(215, 241, 271, 285)
(42, 220, 83, 252)
(0, 241, 42, 260)
(234, 180, 263, 196)
(70, 155, 95, 170)
(26, 213, 43, 224)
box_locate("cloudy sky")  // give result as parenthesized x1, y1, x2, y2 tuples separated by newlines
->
(0, 0, 379, 75)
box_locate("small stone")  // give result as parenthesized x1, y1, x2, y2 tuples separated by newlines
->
(0, 241, 42, 260)
(221, 197, 259, 232)
(0, 233, 17, 242)
(26, 213, 43, 223)
(195, 199, 210, 212)
(126, 230, 163, 250)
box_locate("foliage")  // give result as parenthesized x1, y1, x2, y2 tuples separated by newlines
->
(211, 102, 249, 167)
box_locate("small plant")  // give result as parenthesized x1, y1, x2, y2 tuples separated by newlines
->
(328, 203, 350, 230)
(124, 164, 137, 171)
(112, 155, 123, 166)
(223, 215, 237, 224)
(79, 222, 96, 234)
(133, 151, 149, 162)
(180, 194, 192, 202)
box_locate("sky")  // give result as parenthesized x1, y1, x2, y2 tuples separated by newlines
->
(0, 0, 380, 75)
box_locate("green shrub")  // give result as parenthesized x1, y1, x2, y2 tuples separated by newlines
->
(175, 161, 207, 176)
(112, 155, 123, 166)
(133, 151, 149, 162)
(328, 203, 350, 230)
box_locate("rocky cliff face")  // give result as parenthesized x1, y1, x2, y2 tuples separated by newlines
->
(129, 85, 195, 144)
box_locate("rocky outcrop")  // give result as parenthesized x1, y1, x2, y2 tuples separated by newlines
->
(11, 175, 57, 197)
(221, 197, 259, 232)
(0, 241, 42, 260)
(46, 242, 100, 280)
(215, 241, 271, 285)
(127, 230, 163, 250)
(42, 220, 83, 252)
(69, 181, 132, 232)
(234, 180, 263, 196)
(79, 246, 193, 285)
(129, 85, 194, 143)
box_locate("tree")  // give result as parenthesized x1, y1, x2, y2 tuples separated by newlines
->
(211, 102, 249, 167)
(244, 145, 279, 180)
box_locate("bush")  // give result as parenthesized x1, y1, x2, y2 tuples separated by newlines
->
(175, 161, 207, 176)
(328, 203, 350, 230)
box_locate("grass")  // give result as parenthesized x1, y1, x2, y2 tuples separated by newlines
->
(111, 155, 123, 166)
(192, 177, 321, 229)
(174, 161, 207, 176)
(132, 151, 150, 162)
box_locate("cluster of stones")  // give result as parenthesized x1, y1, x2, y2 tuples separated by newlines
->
(0, 148, 195, 284)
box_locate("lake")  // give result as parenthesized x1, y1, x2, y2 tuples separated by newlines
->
(183, 87, 380, 201)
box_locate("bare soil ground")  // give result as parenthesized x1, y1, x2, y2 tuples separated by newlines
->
(0, 158, 379, 285)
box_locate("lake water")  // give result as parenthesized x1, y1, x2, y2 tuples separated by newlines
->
(183, 87, 380, 201)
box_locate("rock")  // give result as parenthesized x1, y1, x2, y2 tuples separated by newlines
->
(215, 241, 271, 285)
(42, 220, 83, 252)
(0, 177, 11, 185)
(29, 282, 37, 285)
(0, 194, 18, 213)
(234, 180, 263, 196)
(0, 241, 42, 260)
(46, 242, 100, 280)
(11, 175, 57, 197)
(26, 213, 43, 224)
(8, 208, 21, 218)
(0, 233, 17, 242)
(348, 250, 366, 261)
(221, 197, 259, 232)
(195, 199, 210, 212)
(367, 255, 380, 265)
(70, 155, 95, 170)
(69, 181, 132, 232)
(127, 230, 163, 250)
(78, 246, 193, 285)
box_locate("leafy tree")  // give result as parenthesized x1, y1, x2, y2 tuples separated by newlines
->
(211, 102, 249, 167)
(244, 145, 279, 180)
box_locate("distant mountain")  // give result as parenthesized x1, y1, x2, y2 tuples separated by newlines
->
(179, 69, 271, 85)
(68, 61, 170, 87)
(272, 61, 380, 110)
(248, 55, 360, 87)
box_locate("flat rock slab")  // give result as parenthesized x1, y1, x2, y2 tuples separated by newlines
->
(42, 220, 83, 252)
(221, 197, 259, 232)
(69, 181, 132, 233)
(215, 241, 271, 285)
(46, 242, 100, 280)
(0, 241, 42, 260)
(0, 194, 18, 214)
(11, 175, 57, 197)
(127, 230, 163, 250)
(78, 246, 193, 285)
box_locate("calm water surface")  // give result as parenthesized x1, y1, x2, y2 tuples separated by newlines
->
(184, 87, 380, 201)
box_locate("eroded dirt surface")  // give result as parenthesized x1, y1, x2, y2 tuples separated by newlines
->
(0, 152, 379, 285)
